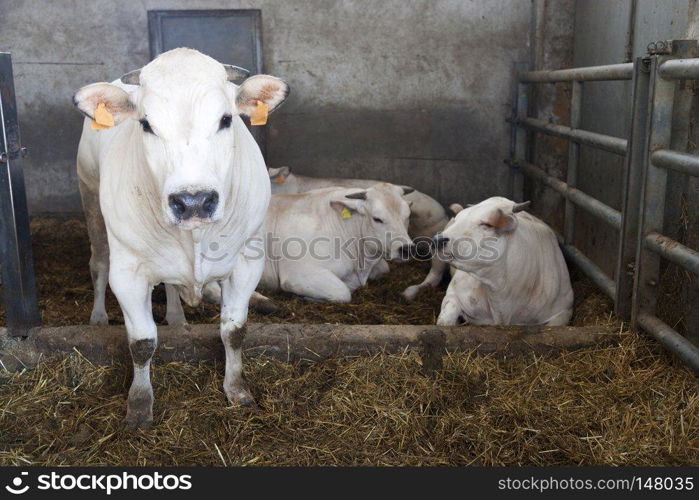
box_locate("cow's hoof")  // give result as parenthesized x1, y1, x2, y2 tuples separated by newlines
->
(122, 416, 153, 431)
(89, 310, 109, 326)
(166, 317, 188, 327)
(400, 286, 419, 302)
(251, 299, 282, 316)
(225, 385, 255, 407)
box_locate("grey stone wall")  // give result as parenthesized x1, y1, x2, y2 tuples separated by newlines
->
(0, 0, 531, 213)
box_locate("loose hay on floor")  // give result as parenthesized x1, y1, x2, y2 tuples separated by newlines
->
(1, 217, 696, 466)
(0, 333, 696, 466)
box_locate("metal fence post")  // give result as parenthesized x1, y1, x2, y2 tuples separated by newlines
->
(563, 80, 582, 245)
(631, 53, 675, 327)
(0, 52, 40, 336)
(510, 62, 529, 202)
(615, 57, 650, 319)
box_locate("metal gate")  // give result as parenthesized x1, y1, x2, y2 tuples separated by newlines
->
(508, 39, 699, 373)
(0, 52, 40, 337)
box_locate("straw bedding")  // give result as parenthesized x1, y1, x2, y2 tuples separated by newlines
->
(0, 218, 696, 466)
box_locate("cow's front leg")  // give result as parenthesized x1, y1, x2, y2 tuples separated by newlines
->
(436, 286, 463, 326)
(110, 271, 157, 428)
(219, 252, 265, 406)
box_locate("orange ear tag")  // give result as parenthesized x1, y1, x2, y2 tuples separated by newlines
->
(275, 174, 286, 185)
(250, 100, 269, 126)
(341, 207, 352, 220)
(91, 102, 114, 130)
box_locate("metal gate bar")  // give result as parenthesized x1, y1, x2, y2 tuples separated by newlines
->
(508, 40, 699, 373)
(0, 52, 40, 337)
(507, 59, 642, 319)
(632, 44, 699, 373)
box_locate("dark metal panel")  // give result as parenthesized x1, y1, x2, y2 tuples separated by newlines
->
(148, 10, 262, 73)
(0, 52, 40, 336)
(147, 9, 266, 156)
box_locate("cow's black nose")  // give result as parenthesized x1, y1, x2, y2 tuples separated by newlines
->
(433, 233, 449, 249)
(168, 191, 219, 221)
(399, 244, 415, 259)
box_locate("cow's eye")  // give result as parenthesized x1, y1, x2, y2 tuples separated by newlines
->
(373, 217, 384, 224)
(139, 119, 154, 135)
(480, 222, 494, 229)
(219, 114, 233, 130)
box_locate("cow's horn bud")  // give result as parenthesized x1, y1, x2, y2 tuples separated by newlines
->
(512, 201, 531, 213)
(345, 191, 367, 200)
(402, 186, 415, 195)
(120, 70, 141, 85)
(224, 64, 250, 83)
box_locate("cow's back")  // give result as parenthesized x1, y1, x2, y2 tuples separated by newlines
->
(281, 174, 447, 238)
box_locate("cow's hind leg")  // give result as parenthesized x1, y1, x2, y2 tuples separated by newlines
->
(402, 255, 448, 301)
(219, 251, 266, 406)
(279, 265, 352, 303)
(79, 180, 110, 325)
(164, 284, 187, 325)
(110, 268, 157, 428)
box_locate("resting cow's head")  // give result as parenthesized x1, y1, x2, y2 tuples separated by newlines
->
(433, 196, 531, 272)
(330, 183, 415, 261)
(73, 48, 289, 229)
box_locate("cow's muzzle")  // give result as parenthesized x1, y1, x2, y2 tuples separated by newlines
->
(168, 190, 219, 221)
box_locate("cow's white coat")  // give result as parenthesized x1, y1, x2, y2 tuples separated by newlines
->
(74, 48, 288, 426)
(258, 183, 413, 302)
(268, 167, 450, 300)
(435, 197, 573, 326)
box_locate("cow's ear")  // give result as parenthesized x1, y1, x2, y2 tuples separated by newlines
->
(269, 166, 291, 184)
(236, 75, 290, 117)
(487, 208, 517, 232)
(330, 199, 363, 217)
(73, 83, 135, 125)
(449, 203, 465, 216)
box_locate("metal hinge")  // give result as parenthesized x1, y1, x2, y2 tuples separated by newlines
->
(0, 147, 28, 163)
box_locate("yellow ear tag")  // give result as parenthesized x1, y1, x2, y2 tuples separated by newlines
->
(341, 207, 352, 219)
(91, 102, 114, 130)
(275, 174, 286, 185)
(250, 100, 269, 126)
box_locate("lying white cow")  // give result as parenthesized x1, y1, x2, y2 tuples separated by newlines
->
(73, 48, 288, 427)
(258, 183, 414, 302)
(269, 167, 449, 300)
(434, 197, 573, 326)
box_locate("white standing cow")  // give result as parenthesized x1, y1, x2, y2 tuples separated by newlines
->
(434, 197, 573, 326)
(268, 167, 450, 300)
(258, 183, 414, 302)
(73, 48, 289, 427)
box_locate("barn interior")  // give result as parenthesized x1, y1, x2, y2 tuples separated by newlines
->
(0, 1, 697, 466)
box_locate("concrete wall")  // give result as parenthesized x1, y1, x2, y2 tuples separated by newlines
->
(0, 0, 531, 214)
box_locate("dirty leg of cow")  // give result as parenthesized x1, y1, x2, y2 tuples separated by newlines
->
(220, 252, 265, 406)
(79, 179, 110, 325)
(402, 255, 448, 302)
(164, 284, 187, 326)
(279, 265, 352, 303)
(110, 272, 157, 428)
